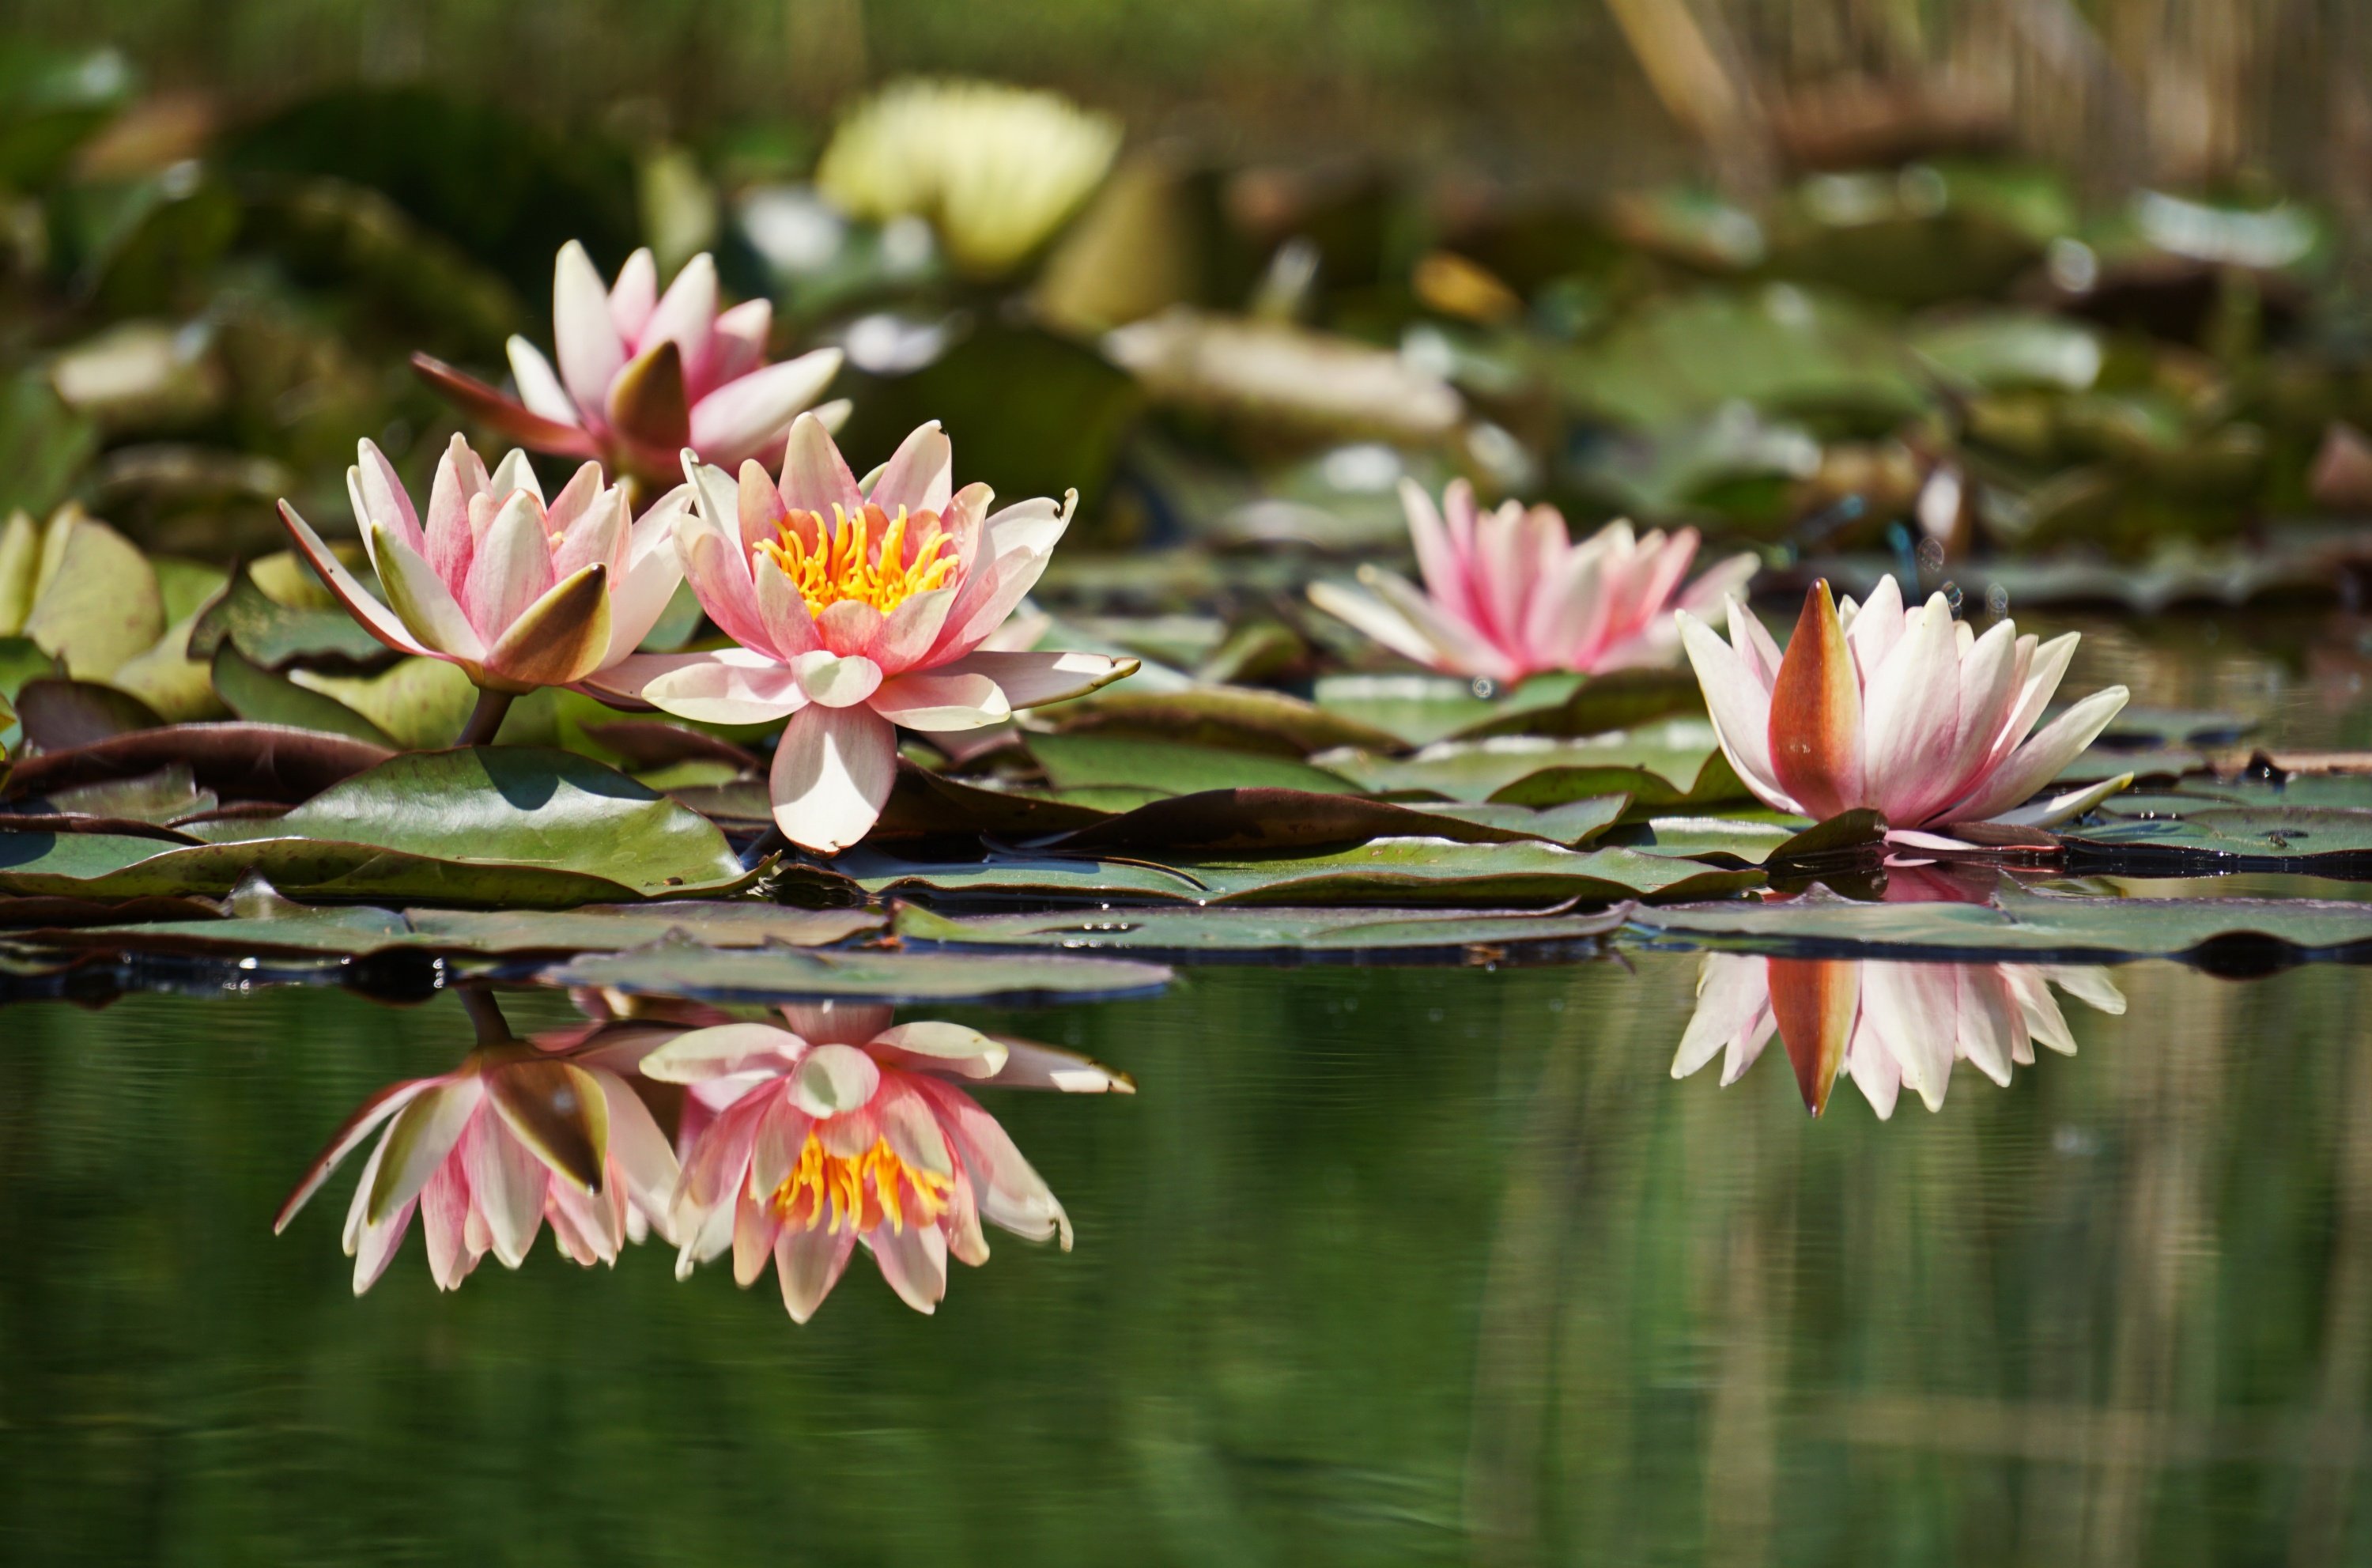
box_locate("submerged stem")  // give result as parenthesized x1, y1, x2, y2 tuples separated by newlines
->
(458, 687, 513, 747)
(459, 989, 511, 1046)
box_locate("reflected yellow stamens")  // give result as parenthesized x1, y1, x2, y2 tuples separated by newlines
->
(754, 503, 959, 617)
(770, 1132, 952, 1236)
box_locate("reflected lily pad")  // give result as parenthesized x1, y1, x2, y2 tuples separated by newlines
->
(1632, 884, 2372, 963)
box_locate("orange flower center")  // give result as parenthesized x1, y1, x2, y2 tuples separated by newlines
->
(754, 502, 959, 617)
(769, 1132, 953, 1236)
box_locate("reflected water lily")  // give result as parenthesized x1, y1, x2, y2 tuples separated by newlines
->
(414, 242, 845, 481)
(1677, 577, 2132, 833)
(1309, 478, 1757, 683)
(274, 1014, 682, 1294)
(642, 1001, 1131, 1321)
(278, 435, 687, 698)
(592, 412, 1135, 852)
(1671, 954, 2126, 1117)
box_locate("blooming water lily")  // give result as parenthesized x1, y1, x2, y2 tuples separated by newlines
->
(817, 78, 1121, 278)
(642, 1002, 1131, 1321)
(592, 411, 1135, 852)
(278, 435, 687, 716)
(1677, 577, 2132, 833)
(1673, 954, 2127, 1118)
(1309, 478, 1758, 684)
(414, 242, 845, 481)
(274, 1022, 682, 1294)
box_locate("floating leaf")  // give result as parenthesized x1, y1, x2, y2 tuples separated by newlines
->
(190, 555, 393, 670)
(543, 935, 1173, 1005)
(1311, 671, 1581, 748)
(13, 677, 162, 750)
(1, 723, 391, 805)
(19, 513, 162, 679)
(1631, 884, 2372, 964)
(1448, 667, 1708, 741)
(286, 656, 478, 750)
(1041, 788, 1626, 856)
(1317, 721, 1744, 810)
(1044, 683, 1403, 754)
(36, 897, 880, 960)
(893, 901, 1631, 958)
(839, 837, 1758, 908)
(1, 747, 760, 905)
(1026, 732, 1360, 797)
(2060, 782, 2372, 875)
(209, 643, 398, 746)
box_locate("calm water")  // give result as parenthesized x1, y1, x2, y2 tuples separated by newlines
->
(5, 953, 2370, 1566)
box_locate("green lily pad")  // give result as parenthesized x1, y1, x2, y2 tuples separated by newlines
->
(2060, 783, 2372, 874)
(892, 901, 1631, 958)
(190, 557, 394, 670)
(1550, 285, 1930, 432)
(1316, 721, 1746, 810)
(1630, 884, 2372, 964)
(1025, 732, 1360, 797)
(0, 747, 761, 905)
(543, 935, 1174, 1005)
(39, 896, 881, 960)
(19, 515, 161, 679)
(209, 644, 398, 746)
(1044, 683, 1403, 754)
(838, 837, 1760, 908)
(13, 677, 162, 750)
(1310, 672, 1582, 748)
(1447, 667, 1708, 741)
(1, 723, 391, 805)
(1041, 788, 1626, 855)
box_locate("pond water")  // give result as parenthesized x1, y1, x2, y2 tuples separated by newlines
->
(2, 606, 2369, 1564)
(5, 950, 2370, 1565)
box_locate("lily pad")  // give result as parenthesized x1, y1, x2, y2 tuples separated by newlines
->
(1630, 884, 2372, 965)
(1025, 732, 1360, 797)
(2059, 783, 2372, 875)
(1044, 684, 1403, 754)
(1316, 721, 1745, 810)
(892, 901, 1631, 959)
(1447, 667, 1707, 741)
(1040, 788, 1626, 855)
(209, 644, 398, 746)
(1, 723, 392, 804)
(838, 837, 1759, 908)
(1310, 671, 1581, 747)
(190, 556, 393, 669)
(37, 896, 881, 960)
(0, 748, 761, 905)
(543, 935, 1174, 1005)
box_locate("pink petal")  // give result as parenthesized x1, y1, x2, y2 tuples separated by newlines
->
(689, 349, 845, 466)
(350, 440, 424, 560)
(779, 410, 864, 514)
(1856, 593, 1961, 824)
(1676, 610, 1791, 812)
(775, 1225, 856, 1322)
(553, 240, 628, 415)
(870, 1220, 949, 1314)
(1943, 685, 2132, 824)
(792, 649, 883, 708)
(931, 648, 1134, 709)
(641, 648, 810, 724)
(462, 490, 558, 639)
(1398, 478, 1475, 625)
(814, 599, 882, 658)
(710, 297, 773, 384)
(866, 586, 955, 675)
(274, 1077, 437, 1233)
(423, 433, 489, 584)
(754, 557, 825, 659)
(505, 335, 581, 424)
(868, 669, 1010, 731)
(643, 253, 719, 384)
(371, 522, 489, 662)
(276, 501, 432, 660)
(867, 421, 954, 516)
(608, 247, 658, 342)
(769, 703, 897, 853)
(678, 522, 774, 656)
(1766, 583, 1865, 821)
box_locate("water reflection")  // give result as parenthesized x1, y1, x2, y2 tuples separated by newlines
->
(649, 1001, 1132, 1320)
(1671, 954, 2128, 1116)
(272, 994, 683, 1292)
(271, 992, 1130, 1316)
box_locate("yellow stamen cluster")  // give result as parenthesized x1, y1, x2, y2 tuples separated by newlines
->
(754, 502, 959, 617)
(771, 1131, 953, 1236)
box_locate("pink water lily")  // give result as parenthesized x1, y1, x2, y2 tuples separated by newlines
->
(590, 412, 1137, 852)
(414, 242, 844, 482)
(278, 434, 688, 697)
(1676, 577, 2133, 833)
(274, 1022, 682, 1294)
(1309, 478, 1758, 683)
(1673, 954, 2125, 1119)
(642, 1002, 1131, 1321)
